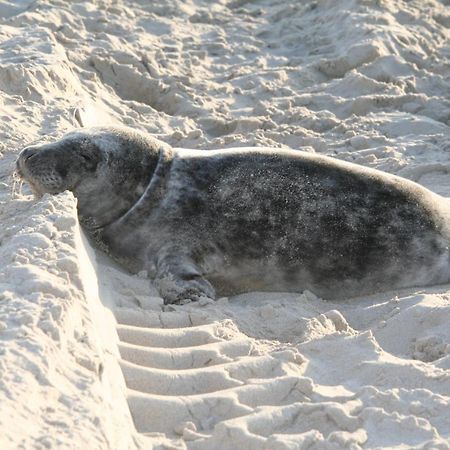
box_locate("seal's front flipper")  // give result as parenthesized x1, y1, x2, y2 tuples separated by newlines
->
(152, 244, 216, 305)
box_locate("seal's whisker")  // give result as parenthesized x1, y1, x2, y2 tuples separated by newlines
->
(10, 171, 25, 199)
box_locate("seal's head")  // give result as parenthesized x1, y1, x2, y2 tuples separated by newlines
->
(16, 126, 163, 229)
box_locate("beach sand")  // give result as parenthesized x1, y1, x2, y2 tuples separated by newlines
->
(1, 1, 450, 448)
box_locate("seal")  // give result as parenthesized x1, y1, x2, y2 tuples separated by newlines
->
(16, 126, 450, 304)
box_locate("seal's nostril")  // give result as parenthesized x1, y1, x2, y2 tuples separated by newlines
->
(19, 147, 37, 163)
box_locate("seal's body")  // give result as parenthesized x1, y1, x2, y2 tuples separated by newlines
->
(16, 127, 450, 303)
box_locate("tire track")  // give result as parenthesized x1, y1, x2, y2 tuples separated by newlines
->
(114, 307, 315, 448)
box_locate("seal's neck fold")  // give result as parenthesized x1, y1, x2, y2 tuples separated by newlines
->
(77, 145, 168, 231)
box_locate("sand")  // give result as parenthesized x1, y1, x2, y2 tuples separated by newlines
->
(1, 0, 450, 449)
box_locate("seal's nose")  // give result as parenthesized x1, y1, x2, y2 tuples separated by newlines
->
(16, 146, 37, 177)
(19, 147, 37, 162)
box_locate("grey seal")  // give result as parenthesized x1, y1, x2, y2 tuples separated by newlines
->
(16, 126, 450, 304)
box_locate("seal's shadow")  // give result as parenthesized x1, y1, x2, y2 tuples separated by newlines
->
(90, 233, 450, 365)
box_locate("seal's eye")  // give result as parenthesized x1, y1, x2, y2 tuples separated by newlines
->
(79, 152, 98, 171)
(80, 153, 92, 162)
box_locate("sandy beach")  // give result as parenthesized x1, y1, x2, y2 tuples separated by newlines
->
(1, 0, 450, 448)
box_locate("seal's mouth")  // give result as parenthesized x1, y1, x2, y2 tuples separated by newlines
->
(15, 165, 23, 179)
(15, 156, 25, 180)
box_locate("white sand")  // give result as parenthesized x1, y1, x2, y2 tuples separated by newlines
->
(1, 0, 450, 448)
